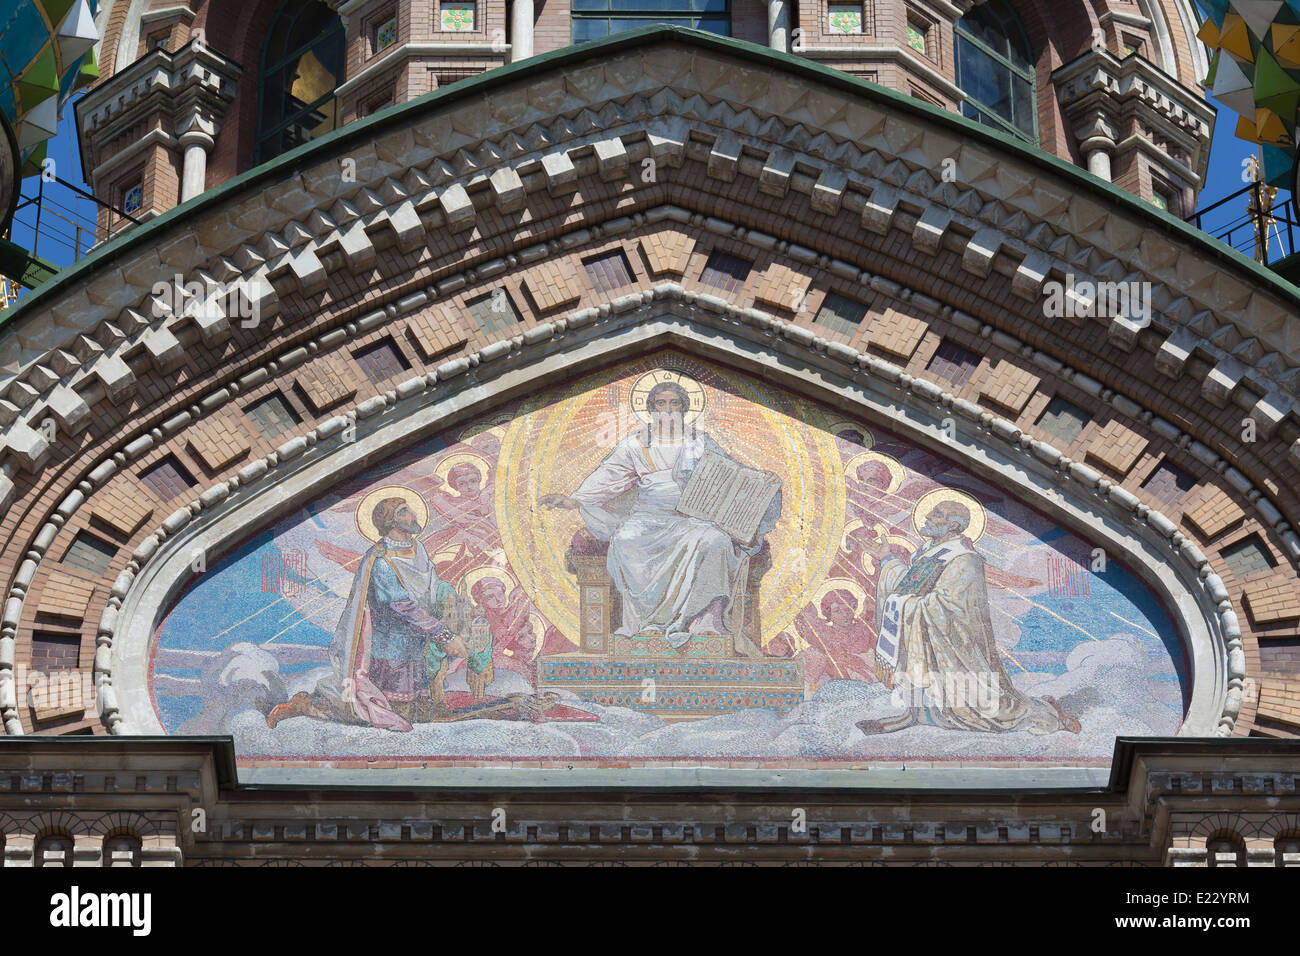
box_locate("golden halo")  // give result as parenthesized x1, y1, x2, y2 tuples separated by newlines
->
(629, 368, 706, 425)
(826, 421, 874, 448)
(459, 417, 510, 444)
(845, 451, 906, 496)
(841, 518, 865, 552)
(912, 488, 986, 543)
(433, 450, 493, 488)
(812, 577, 868, 617)
(355, 486, 429, 543)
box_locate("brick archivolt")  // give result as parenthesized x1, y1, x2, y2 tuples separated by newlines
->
(3, 41, 1299, 437)
(1, 38, 1298, 739)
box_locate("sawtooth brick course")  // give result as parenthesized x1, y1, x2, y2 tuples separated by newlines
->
(0, 98, 1283, 746)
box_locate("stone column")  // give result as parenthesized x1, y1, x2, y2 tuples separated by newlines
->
(177, 111, 217, 203)
(511, 0, 535, 63)
(1082, 140, 1113, 182)
(1074, 113, 1117, 184)
(767, 0, 789, 52)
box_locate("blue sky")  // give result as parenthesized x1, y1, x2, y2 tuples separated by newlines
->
(8, 91, 98, 270)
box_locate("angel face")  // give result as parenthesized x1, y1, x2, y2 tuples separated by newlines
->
(447, 464, 483, 498)
(476, 578, 508, 609)
(827, 598, 857, 628)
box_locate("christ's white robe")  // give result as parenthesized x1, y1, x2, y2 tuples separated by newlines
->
(570, 431, 779, 652)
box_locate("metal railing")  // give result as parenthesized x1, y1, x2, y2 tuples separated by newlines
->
(1185, 180, 1296, 267)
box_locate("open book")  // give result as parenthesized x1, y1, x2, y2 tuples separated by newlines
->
(676, 451, 780, 546)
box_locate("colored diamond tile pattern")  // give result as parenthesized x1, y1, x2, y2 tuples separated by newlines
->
(376, 16, 397, 50)
(0, 0, 100, 176)
(1198, 1, 1300, 186)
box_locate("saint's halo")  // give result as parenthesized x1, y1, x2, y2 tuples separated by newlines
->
(355, 486, 430, 543)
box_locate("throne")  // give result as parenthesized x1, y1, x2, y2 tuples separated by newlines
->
(536, 530, 803, 721)
(563, 529, 771, 655)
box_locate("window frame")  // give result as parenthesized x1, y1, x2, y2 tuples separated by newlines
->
(254, 0, 347, 166)
(827, 2, 866, 36)
(953, 0, 1037, 145)
(905, 9, 936, 65)
(570, 0, 732, 44)
(366, 5, 399, 57)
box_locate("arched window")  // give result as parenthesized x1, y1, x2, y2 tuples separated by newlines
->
(35, 831, 74, 867)
(1206, 831, 1245, 867)
(571, 0, 730, 44)
(103, 832, 143, 867)
(954, 0, 1036, 144)
(1276, 832, 1300, 867)
(256, 0, 346, 164)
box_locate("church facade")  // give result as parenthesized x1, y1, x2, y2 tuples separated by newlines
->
(0, 0, 1298, 866)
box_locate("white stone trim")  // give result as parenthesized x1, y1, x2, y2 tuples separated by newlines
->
(10, 44, 1278, 428)
(1169, 0, 1211, 84)
(335, 43, 510, 98)
(800, 44, 965, 102)
(113, 0, 152, 72)
(139, 5, 196, 25)
(87, 128, 178, 180)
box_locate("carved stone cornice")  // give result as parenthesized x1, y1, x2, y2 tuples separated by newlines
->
(1053, 48, 1215, 187)
(73, 39, 240, 177)
(3, 34, 1297, 527)
(0, 737, 1296, 864)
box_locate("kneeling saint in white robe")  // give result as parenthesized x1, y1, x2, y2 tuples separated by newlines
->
(858, 500, 1080, 736)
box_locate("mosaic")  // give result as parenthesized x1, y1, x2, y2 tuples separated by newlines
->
(829, 5, 863, 34)
(908, 23, 927, 55)
(150, 353, 1188, 767)
(440, 3, 475, 31)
